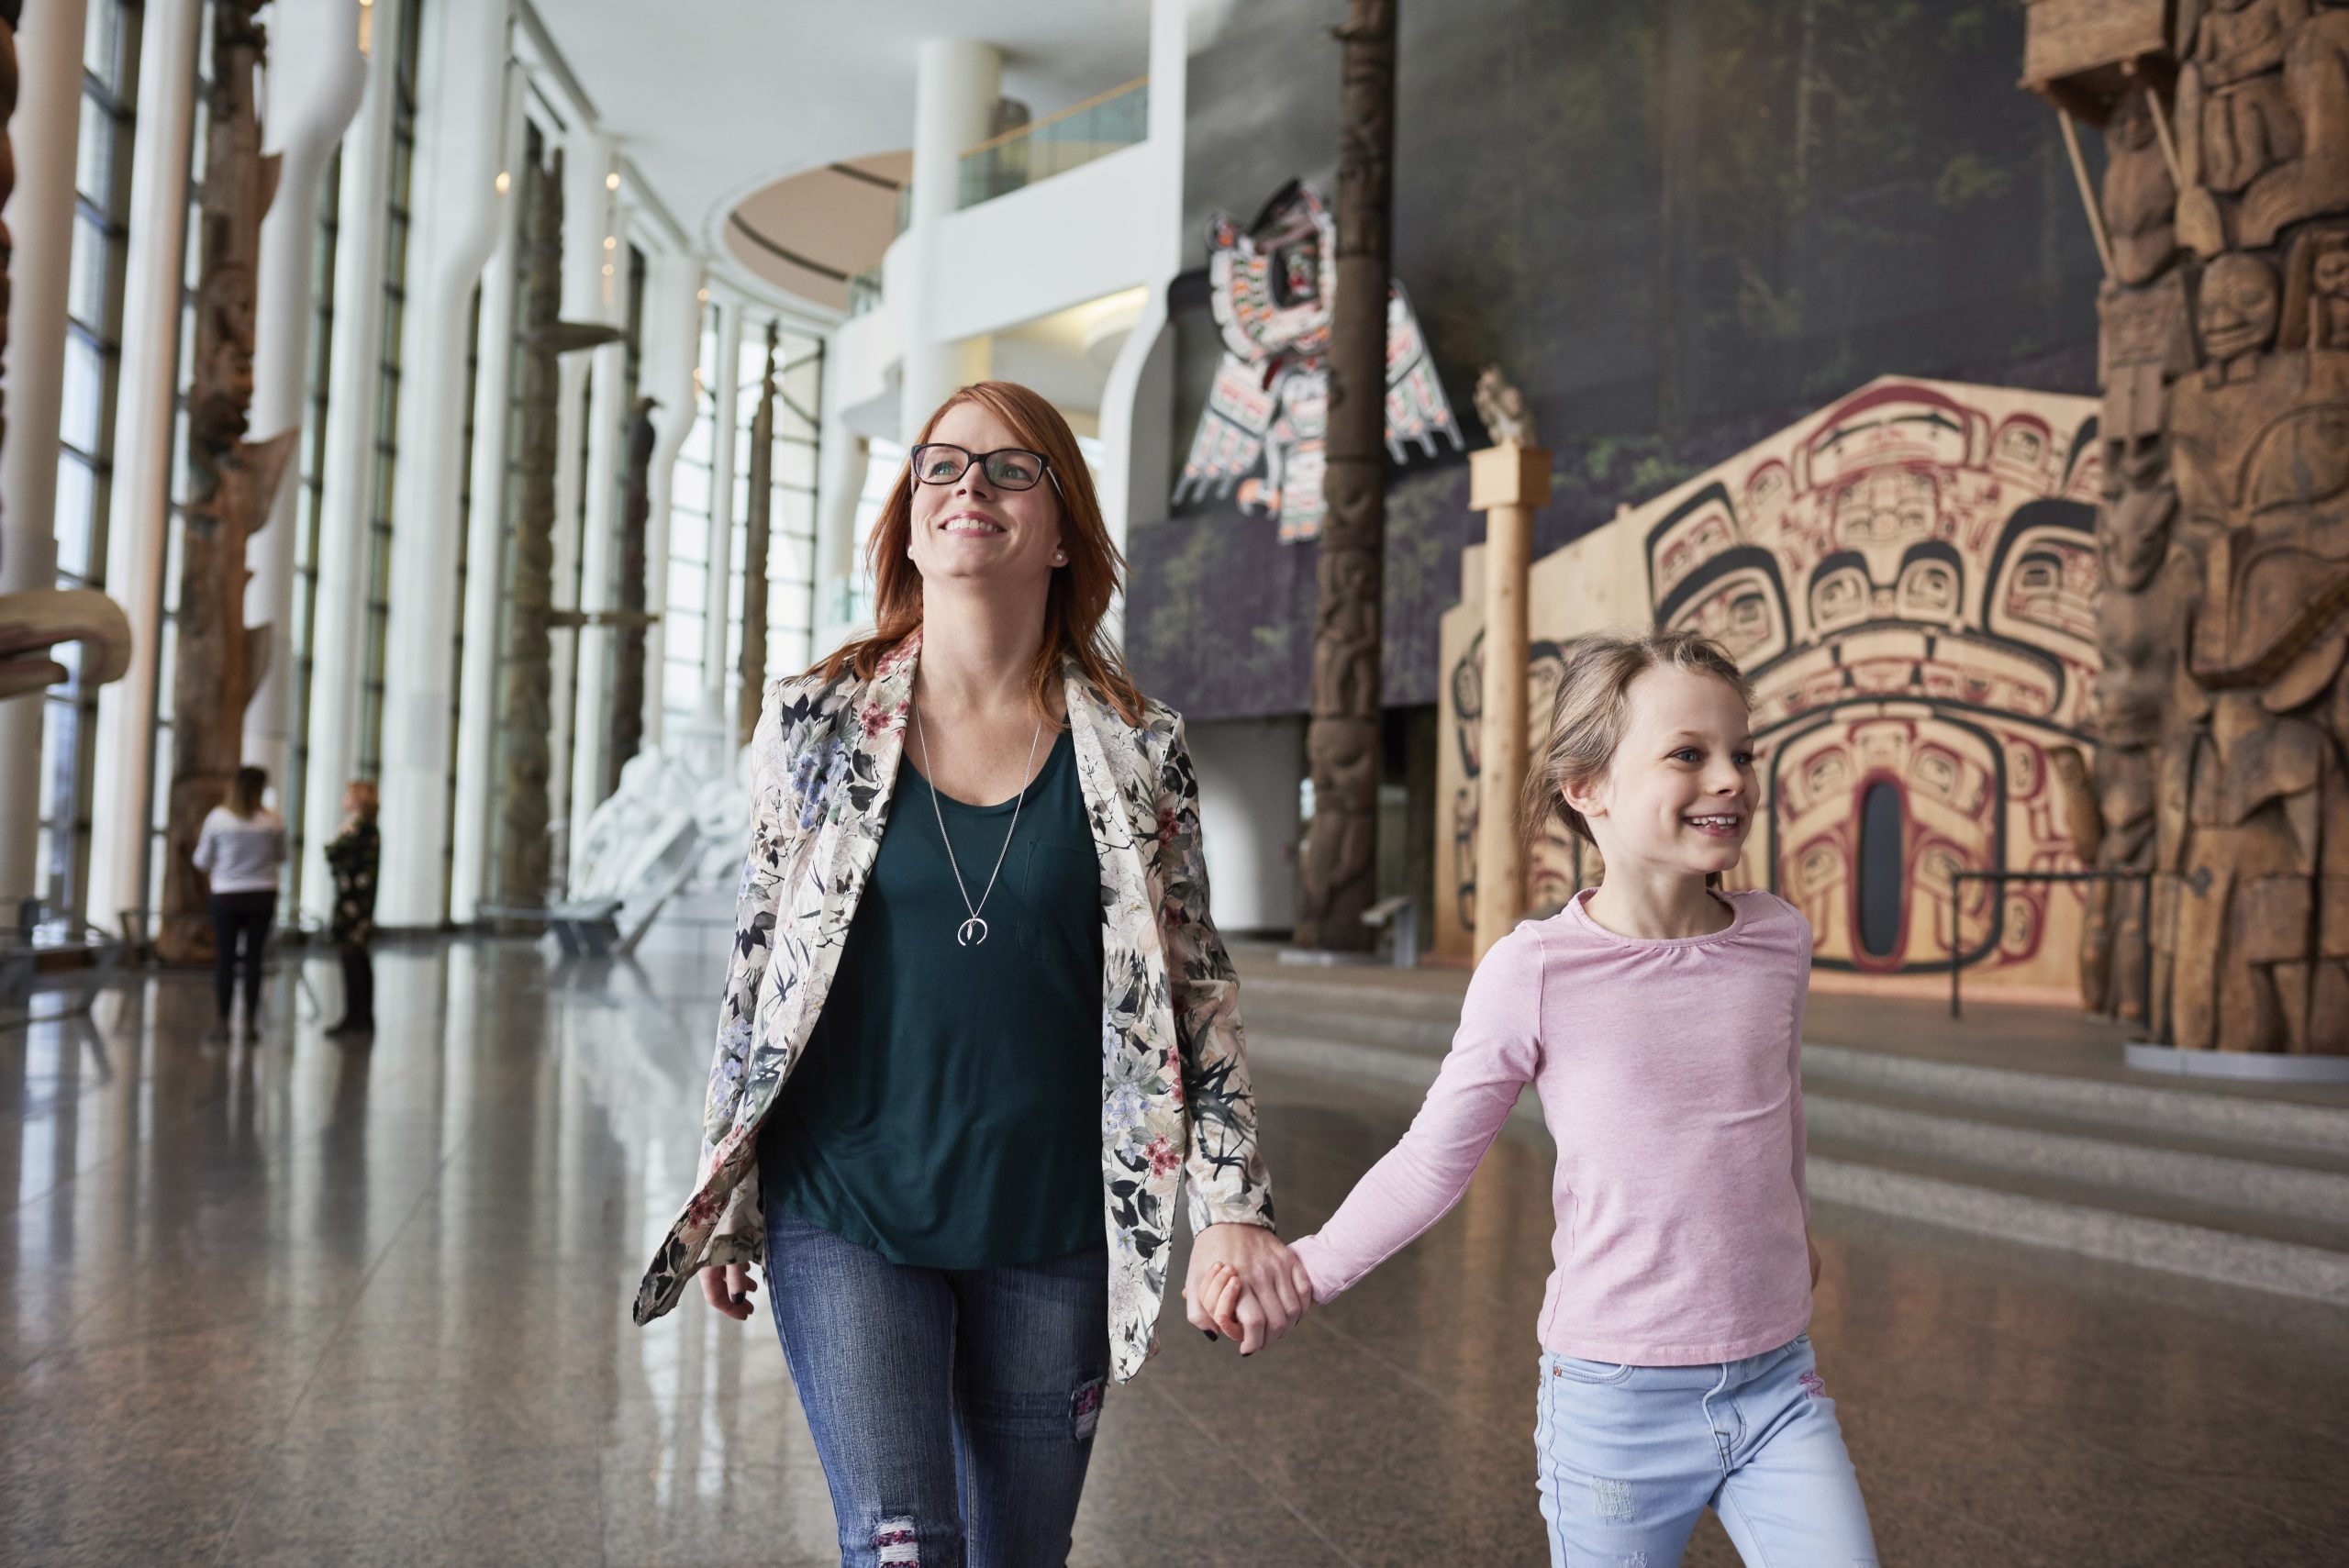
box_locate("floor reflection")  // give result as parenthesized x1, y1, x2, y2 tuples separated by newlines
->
(2, 931, 2343, 1566)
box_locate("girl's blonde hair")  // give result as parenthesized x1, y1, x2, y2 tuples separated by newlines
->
(1519, 628, 1754, 856)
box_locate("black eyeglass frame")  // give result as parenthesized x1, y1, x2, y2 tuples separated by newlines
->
(907, 442, 1062, 495)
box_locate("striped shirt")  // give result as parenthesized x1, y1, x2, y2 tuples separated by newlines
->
(193, 807, 286, 894)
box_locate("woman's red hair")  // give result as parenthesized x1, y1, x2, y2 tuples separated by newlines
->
(807, 380, 1146, 728)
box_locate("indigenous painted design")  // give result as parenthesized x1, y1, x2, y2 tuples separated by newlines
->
(1439, 377, 2106, 993)
(1173, 180, 1463, 543)
(630, 633, 1275, 1384)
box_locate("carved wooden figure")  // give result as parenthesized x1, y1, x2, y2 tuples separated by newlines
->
(2029, 0, 2349, 1052)
(157, 2, 295, 962)
(1297, 0, 1396, 952)
(738, 324, 776, 751)
(495, 150, 621, 909)
(608, 395, 657, 796)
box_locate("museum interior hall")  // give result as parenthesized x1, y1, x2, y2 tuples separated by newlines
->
(4, 1, 2348, 1564)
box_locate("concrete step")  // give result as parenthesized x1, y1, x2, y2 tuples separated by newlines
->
(1798, 1041, 2349, 1157)
(1805, 1145, 2349, 1306)
(1803, 1081, 2349, 1236)
(1243, 1021, 2349, 1306)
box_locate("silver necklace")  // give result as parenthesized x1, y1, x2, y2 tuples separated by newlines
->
(913, 700, 1042, 947)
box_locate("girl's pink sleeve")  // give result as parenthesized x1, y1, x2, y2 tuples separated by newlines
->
(1286, 925, 1548, 1303)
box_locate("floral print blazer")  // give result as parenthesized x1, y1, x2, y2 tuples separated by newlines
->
(631, 631, 1275, 1382)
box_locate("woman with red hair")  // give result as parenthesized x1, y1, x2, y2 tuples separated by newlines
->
(634, 382, 1308, 1566)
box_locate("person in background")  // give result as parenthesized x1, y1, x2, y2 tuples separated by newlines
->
(192, 765, 286, 1041)
(323, 780, 380, 1039)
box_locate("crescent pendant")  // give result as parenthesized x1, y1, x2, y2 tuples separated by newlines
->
(957, 916, 990, 947)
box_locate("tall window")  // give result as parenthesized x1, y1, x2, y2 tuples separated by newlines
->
(39, 0, 144, 927)
(723, 323, 823, 703)
(355, 0, 424, 779)
(441, 280, 484, 918)
(657, 306, 718, 738)
(145, 0, 218, 917)
(284, 149, 343, 904)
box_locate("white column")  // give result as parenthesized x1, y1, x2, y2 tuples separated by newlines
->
(562, 137, 625, 877)
(241, 0, 365, 789)
(809, 369, 868, 653)
(87, 0, 202, 936)
(448, 66, 529, 925)
(376, 0, 510, 929)
(297, 0, 406, 927)
(546, 134, 615, 872)
(1092, 0, 1191, 648)
(638, 250, 704, 751)
(699, 301, 742, 717)
(0, 0, 94, 912)
(900, 39, 1000, 435)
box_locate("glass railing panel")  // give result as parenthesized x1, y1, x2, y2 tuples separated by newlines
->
(956, 78, 1147, 210)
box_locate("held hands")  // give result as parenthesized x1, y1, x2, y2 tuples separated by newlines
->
(1178, 1223, 1315, 1356)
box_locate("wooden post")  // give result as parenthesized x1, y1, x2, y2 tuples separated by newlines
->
(1297, 0, 1395, 952)
(1469, 440, 1548, 965)
(738, 323, 777, 750)
(156, 2, 295, 962)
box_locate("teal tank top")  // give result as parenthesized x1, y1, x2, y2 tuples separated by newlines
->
(759, 728, 1107, 1268)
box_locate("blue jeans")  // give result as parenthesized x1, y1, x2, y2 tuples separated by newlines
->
(763, 1205, 1110, 1568)
(1534, 1334, 1878, 1568)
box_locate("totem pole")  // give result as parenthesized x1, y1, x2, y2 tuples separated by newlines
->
(2027, 0, 2349, 1054)
(495, 150, 620, 909)
(156, 2, 296, 962)
(1296, 0, 1395, 952)
(607, 394, 657, 796)
(737, 323, 777, 750)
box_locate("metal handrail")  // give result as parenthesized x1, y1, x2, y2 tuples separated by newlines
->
(1946, 867, 2154, 1029)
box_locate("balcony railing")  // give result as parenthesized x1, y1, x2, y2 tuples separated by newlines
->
(957, 77, 1148, 209)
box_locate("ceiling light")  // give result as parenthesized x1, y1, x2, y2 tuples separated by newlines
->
(495, 171, 509, 195)
(606, 171, 621, 192)
(696, 287, 710, 302)
(604, 235, 617, 250)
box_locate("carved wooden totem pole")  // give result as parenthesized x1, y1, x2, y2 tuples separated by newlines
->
(157, 3, 296, 962)
(495, 150, 620, 909)
(2028, 0, 2349, 1054)
(1297, 0, 1396, 951)
(737, 324, 777, 750)
(607, 394, 658, 796)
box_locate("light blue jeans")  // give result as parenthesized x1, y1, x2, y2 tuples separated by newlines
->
(1533, 1333, 1878, 1568)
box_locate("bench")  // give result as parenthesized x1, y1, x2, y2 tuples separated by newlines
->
(478, 899, 625, 959)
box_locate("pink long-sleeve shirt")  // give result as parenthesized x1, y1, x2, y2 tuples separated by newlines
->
(1288, 886, 1814, 1366)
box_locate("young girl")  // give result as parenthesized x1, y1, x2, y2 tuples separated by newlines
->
(1208, 628, 1876, 1567)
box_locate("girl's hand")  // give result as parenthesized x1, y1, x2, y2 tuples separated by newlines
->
(1183, 1225, 1312, 1353)
(1198, 1261, 1246, 1340)
(1808, 1232, 1821, 1289)
(698, 1262, 758, 1321)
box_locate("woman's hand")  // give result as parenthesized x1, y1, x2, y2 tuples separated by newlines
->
(698, 1262, 759, 1321)
(1182, 1223, 1312, 1355)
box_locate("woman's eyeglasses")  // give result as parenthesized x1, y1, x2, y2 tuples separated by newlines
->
(908, 443, 1055, 493)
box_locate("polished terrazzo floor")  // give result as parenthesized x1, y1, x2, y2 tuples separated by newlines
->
(5, 931, 2347, 1566)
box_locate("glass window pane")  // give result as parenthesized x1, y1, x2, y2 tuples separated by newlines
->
(77, 94, 114, 204)
(69, 211, 112, 326)
(54, 453, 97, 581)
(61, 335, 104, 451)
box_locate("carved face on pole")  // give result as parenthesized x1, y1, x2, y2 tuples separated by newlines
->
(2107, 90, 2155, 153)
(2316, 249, 2349, 304)
(2198, 254, 2282, 367)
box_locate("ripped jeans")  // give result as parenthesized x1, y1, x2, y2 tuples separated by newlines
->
(1534, 1333, 1878, 1568)
(763, 1206, 1110, 1568)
